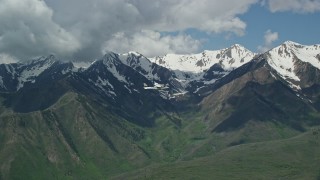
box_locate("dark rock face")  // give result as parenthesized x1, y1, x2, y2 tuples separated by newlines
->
(293, 59, 320, 88)
(203, 63, 225, 80)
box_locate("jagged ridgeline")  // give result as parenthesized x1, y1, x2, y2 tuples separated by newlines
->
(0, 41, 320, 179)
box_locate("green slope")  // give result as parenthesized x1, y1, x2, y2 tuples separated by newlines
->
(0, 86, 319, 179)
(112, 128, 320, 180)
(0, 92, 152, 179)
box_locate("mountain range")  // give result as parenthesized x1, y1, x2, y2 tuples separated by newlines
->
(0, 41, 319, 179)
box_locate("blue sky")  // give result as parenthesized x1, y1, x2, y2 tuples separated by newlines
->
(197, 3, 320, 52)
(0, 0, 320, 62)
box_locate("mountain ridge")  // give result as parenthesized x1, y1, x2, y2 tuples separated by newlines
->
(0, 40, 320, 179)
(149, 43, 256, 73)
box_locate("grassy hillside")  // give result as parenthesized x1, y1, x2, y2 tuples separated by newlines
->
(0, 90, 319, 179)
(0, 92, 153, 179)
(112, 128, 320, 179)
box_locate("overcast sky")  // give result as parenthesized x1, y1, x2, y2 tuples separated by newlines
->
(0, 0, 319, 62)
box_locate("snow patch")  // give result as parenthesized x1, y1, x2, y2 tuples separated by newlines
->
(144, 82, 169, 90)
(61, 69, 70, 75)
(269, 72, 278, 80)
(0, 76, 5, 89)
(17, 58, 56, 90)
(124, 85, 132, 93)
(90, 78, 117, 98)
(172, 91, 188, 96)
(97, 76, 114, 90)
(119, 52, 160, 81)
(204, 78, 217, 85)
(103, 60, 129, 84)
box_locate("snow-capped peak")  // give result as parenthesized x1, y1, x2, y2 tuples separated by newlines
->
(230, 43, 246, 49)
(23, 55, 56, 66)
(149, 44, 256, 73)
(127, 51, 142, 57)
(102, 51, 118, 59)
(283, 40, 301, 46)
(267, 41, 320, 69)
(120, 51, 147, 65)
(118, 52, 162, 82)
(15, 55, 58, 90)
(100, 52, 122, 67)
(265, 41, 320, 89)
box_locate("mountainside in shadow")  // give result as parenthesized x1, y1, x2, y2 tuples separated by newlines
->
(0, 41, 319, 179)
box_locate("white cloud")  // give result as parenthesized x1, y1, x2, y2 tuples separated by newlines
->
(102, 30, 201, 57)
(5, 0, 318, 61)
(0, 0, 259, 60)
(264, 30, 279, 45)
(0, 0, 81, 60)
(258, 29, 279, 52)
(0, 53, 18, 64)
(127, 0, 257, 35)
(266, 0, 320, 13)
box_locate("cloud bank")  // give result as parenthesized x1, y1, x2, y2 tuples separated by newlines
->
(0, 0, 80, 59)
(0, 0, 318, 61)
(0, 0, 258, 60)
(266, 0, 320, 13)
(102, 30, 201, 57)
